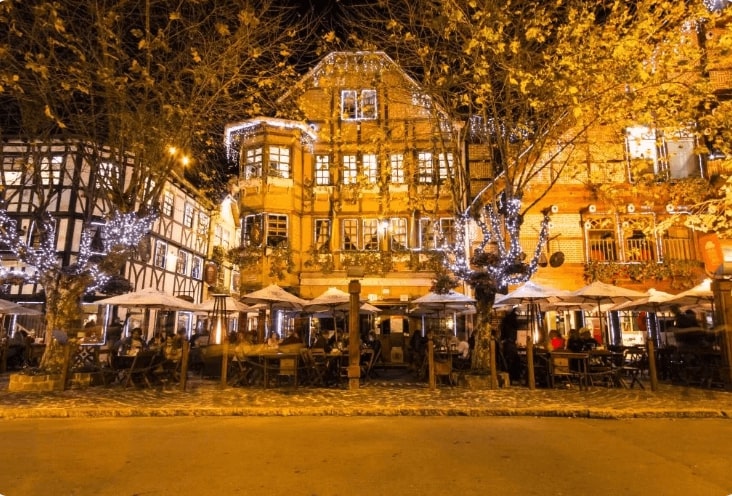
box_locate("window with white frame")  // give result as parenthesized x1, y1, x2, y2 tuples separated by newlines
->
(315, 155, 331, 185)
(438, 153, 453, 182)
(419, 218, 438, 250)
(342, 219, 359, 251)
(363, 219, 379, 251)
(389, 218, 408, 251)
(162, 191, 174, 217)
(314, 219, 331, 251)
(340, 89, 378, 121)
(439, 218, 456, 248)
(1, 154, 23, 186)
(243, 214, 264, 246)
(244, 147, 263, 178)
(183, 204, 195, 228)
(584, 217, 619, 262)
(197, 212, 210, 237)
(417, 151, 434, 183)
(40, 155, 62, 186)
(266, 214, 288, 247)
(625, 126, 700, 181)
(154, 240, 167, 268)
(363, 154, 378, 184)
(390, 154, 405, 184)
(342, 155, 357, 184)
(268, 146, 290, 179)
(191, 255, 203, 279)
(27, 218, 56, 249)
(177, 250, 189, 274)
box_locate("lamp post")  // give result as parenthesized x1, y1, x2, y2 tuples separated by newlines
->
(212, 294, 229, 387)
(347, 266, 365, 390)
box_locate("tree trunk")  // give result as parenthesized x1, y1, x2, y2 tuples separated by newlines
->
(38, 273, 89, 371)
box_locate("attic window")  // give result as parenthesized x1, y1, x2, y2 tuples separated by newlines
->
(341, 89, 377, 121)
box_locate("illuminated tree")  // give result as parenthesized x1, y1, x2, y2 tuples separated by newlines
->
(0, 0, 311, 353)
(338, 0, 717, 366)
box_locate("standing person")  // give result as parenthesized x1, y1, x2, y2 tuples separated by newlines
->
(499, 308, 521, 383)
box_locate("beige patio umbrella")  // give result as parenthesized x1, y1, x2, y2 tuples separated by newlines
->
(493, 281, 574, 390)
(305, 287, 363, 341)
(241, 284, 309, 341)
(0, 299, 43, 315)
(194, 296, 251, 313)
(566, 281, 646, 345)
(662, 278, 714, 311)
(95, 287, 194, 310)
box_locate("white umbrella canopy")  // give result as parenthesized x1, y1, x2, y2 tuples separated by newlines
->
(412, 290, 476, 306)
(240, 284, 309, 309)
(95, 287, 194, 310)
(194, 296, 251, 314)
(610, 288, 674, 312)
(567, 281, 647, 306)
(0, 299, 43, 315)
(662, 278, 714, 309)
(305, 287, 353, 307)
(493, 281, 572, 307)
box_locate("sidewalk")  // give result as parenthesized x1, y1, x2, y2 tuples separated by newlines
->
(1, 372, 731, 420)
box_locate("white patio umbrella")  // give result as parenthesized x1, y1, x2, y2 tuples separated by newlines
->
(0, 299, 43, 315)
(610, 288, 674, 313)
(194, 296, 251, 314)
(95, 287, 194, 310)
(305, 287, 362, 340)
(566, 281, 646, 345)
(662, 278, 714, 310)
(240, 284, 309, 340)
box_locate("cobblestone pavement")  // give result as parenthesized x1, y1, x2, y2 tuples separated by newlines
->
(2, 370, 731, 420)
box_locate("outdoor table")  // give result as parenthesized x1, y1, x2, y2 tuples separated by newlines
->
(588, 349, 627, 388)
(549, 351, 590, 390)
(246, 351, 301, 388)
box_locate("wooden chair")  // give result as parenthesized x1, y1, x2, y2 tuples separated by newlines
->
(121, 350, 162, 388)
(433, 351, 455, 386)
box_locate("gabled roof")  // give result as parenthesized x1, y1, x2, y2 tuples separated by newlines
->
(279, 50, 422, 102)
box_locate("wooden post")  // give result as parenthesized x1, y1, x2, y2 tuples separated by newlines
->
(647, 338, 658, 391)
(179, 339, 189, 391)
(220, 337, 229, 388)
(489, 334, 498, 389)
(61, 343, 72, 391)
(712, 279, 732, 386)
(428, 331, 436, 389)
(348, 279, 361, 390)
(526, 303, 536, 390)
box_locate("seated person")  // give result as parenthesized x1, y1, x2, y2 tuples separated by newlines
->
(266, 331, 280, 348)
(147, 332, 167, 351)
(310, 331, 328, 351)
(579, 328, 599, 351)
(454, 333, 471, 370)
(549, 330, 566, 351)
(280, 329, 303, 346)
(115, 327, 147, 356)
(566, 329, 583, 353)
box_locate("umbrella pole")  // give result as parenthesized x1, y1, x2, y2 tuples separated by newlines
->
(526, 303, 536, 390)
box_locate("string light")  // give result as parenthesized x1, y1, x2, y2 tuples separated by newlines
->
(450, 195, 552, 291)
(0, 209, 157, 292)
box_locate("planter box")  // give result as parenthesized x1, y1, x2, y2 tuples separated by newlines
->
(7, 371, 100, 392)
(8, 373, 65, 392)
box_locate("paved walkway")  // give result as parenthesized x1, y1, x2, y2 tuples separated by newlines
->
(1, 372, 731, 420)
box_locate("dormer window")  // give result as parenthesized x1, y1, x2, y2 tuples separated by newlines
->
(341, 89, 377, 121)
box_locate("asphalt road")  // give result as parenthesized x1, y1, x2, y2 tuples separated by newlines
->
(1, 417, 730, 496)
